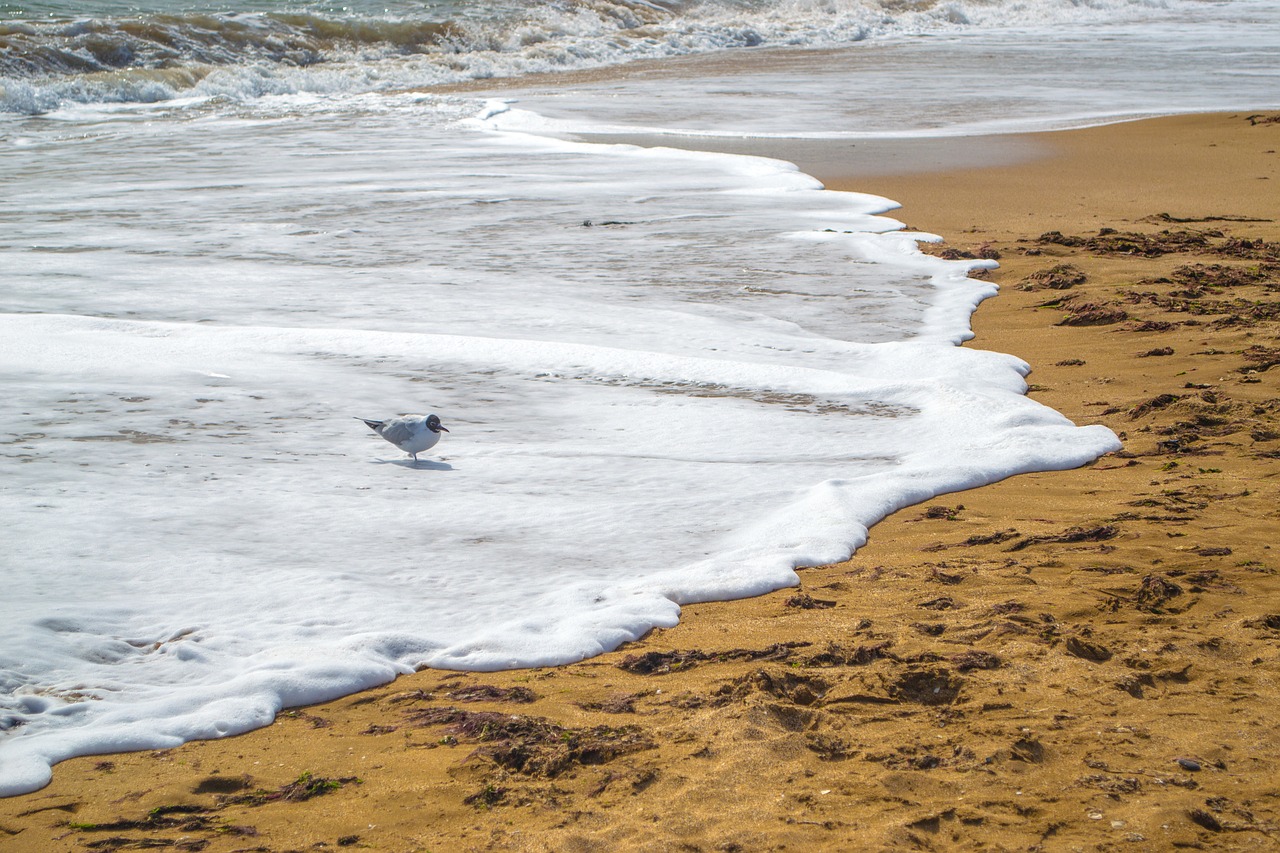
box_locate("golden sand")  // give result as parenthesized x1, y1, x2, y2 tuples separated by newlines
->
(3, 112, 1278, 852)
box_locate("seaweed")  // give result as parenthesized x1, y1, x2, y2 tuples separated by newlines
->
(1006, 525, 1118, 552)
(1020, 263, 1087, 290)
(446, 684, 538, 704)
(616, 642, 810, 675)
(405, 708, 653, 777)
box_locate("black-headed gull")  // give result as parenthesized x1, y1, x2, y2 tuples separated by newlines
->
(357, 413, 449, 463)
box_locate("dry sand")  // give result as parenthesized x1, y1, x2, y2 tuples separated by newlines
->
(3, 112, 1278, 852)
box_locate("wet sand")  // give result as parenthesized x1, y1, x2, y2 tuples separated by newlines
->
(3, 112, 1278, 852)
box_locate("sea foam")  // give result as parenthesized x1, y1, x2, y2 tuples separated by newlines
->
(2, 0, 1254, 114)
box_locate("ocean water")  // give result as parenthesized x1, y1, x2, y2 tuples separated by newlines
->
(1, 0, 1275, 797)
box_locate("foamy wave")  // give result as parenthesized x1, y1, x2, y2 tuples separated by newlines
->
(2, 0, 1183, 113)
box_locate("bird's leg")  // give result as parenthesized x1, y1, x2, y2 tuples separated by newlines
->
(411, 452, 419, 465)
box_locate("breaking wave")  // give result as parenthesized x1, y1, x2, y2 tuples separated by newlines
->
(1, 0, 1180, 113)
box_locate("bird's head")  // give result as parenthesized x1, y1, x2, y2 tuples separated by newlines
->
(427, 414, 449, 433)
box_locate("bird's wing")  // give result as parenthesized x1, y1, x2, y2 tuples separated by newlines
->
(377, 419, 420, 445)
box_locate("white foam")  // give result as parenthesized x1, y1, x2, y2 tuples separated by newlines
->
(0, 299, 1115, 796)
(6, 0, 1268, 117)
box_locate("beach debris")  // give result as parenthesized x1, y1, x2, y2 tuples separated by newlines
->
(1019, 263, 1087, 290)
(1065, 635, 1113, 662)
(464, 784, 507, 808)
(1138, 346, 1175, 357)
(1176, 758, 1203, 772)
(1240, 345, 1280, 373)
(1246, 614, 1280, 631)
(949, 650, 1002, 671)
(405, 708, 653, 777)
(1214, 236, 1280, 260)
(1115, 672, 1158, 698)
(616, 642, 809, 675)
(1009, 737, 1046, 764)
(1122, 287, 1280, 326)
(960, 529, 1017, 547)
(804, 640, 895, 667)
(1187, 796, 1277, 834)
(388, 688, 435, 703)
(990, 600, 1026, 614)
(888, 666, 963, 705)
(1037, 223, 1278, 261)
(867, 744, 950, 771)
(1189, 809, 1225, 831)
(1134, 574, 1184, 611)
(577, 692, 643, 714)
(785, 591, 836, 609)
(1129, 393, 1183, 419)
(1077, 774, 1142, 794)
(280, 710, 332, 728)
(929, 566, 966, 585)
(935, 243, 1000, 260)
(746, 669, 830, 705)
(62, 773, 358, 849)
(446, 684, 537, 704)
(64, 804, 214, 834)
(805, 732, 856, 761)
(617, 649, 707, 674)
(1055, 300, 1130, 326)
(1130, 319, 1179, 332)
(1144, 212, 1275, 224)
(1006, 524, 1118, 552)
(1182, 569, 1239, 592)
(1168, 262, 1278, 289)
(903, 810, 956, 833)
(219, 771, 358, 806)
(1037, 228, 1214, 257)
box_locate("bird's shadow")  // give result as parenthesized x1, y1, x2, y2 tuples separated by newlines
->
(369, 458, 453, 471)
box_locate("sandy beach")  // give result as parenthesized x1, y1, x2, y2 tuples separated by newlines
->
(3, 111, 1277, 851)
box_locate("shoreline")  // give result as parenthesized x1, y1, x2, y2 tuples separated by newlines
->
(561, 129, 1051, 180)
(3, 112, 1278, 851)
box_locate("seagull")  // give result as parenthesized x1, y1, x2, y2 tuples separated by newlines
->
(356, 414, 449, 464)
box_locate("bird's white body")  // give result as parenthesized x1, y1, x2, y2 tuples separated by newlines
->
(358, 413, 448, 463)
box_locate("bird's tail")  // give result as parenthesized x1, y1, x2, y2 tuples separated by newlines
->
(355, 417, 383, 432)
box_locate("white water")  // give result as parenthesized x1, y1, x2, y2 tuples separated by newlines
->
(7, 0, 1275, 116)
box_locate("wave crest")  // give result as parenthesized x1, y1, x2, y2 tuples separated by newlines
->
(0, 0, 1179, 113)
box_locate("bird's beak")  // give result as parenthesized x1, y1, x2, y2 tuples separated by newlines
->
(437, 425, 450, 432)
